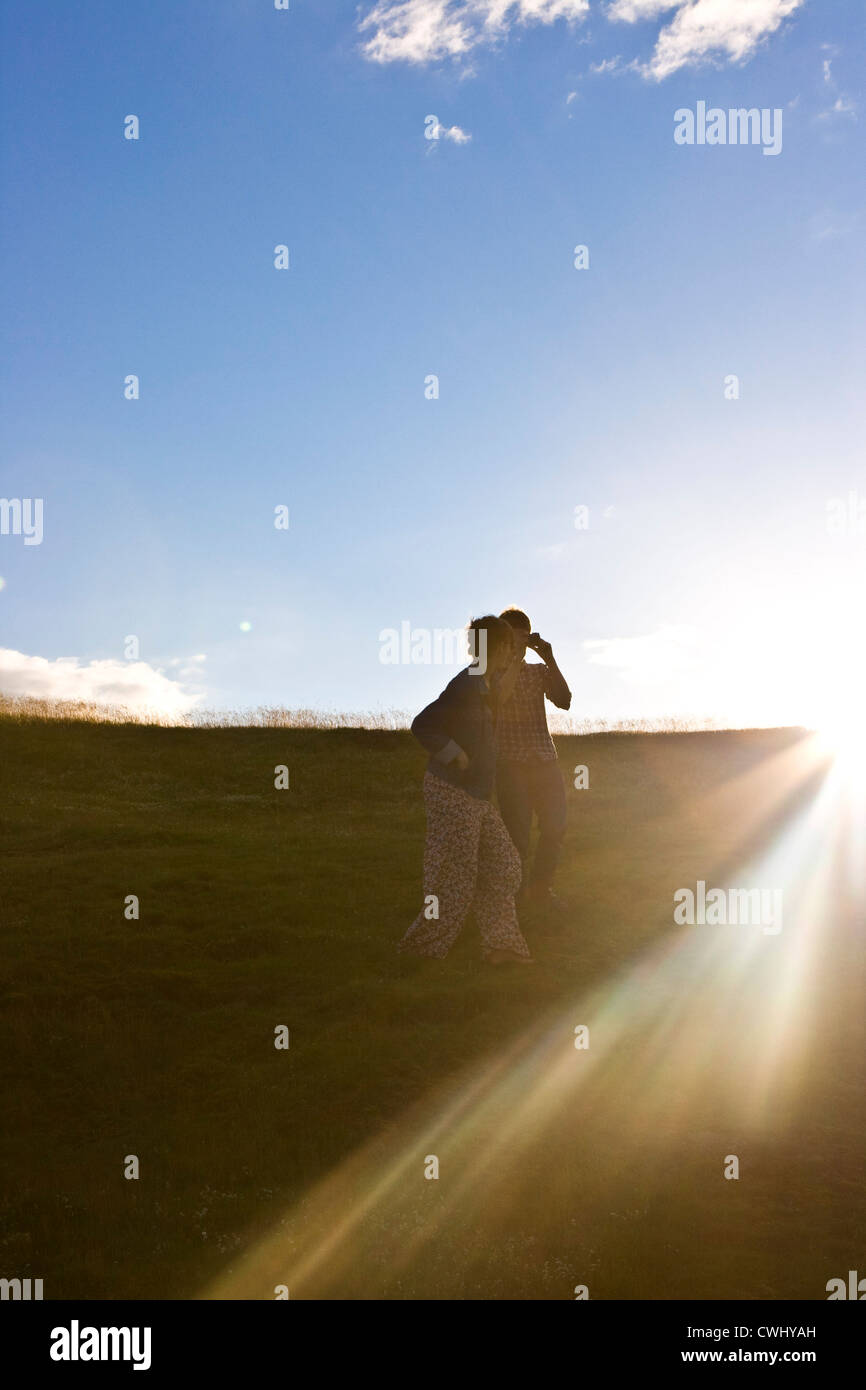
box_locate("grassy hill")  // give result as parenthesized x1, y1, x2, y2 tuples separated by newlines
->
(1, 717, 863, 1299)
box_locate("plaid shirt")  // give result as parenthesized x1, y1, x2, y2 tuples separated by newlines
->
(495, 662, 558, 762)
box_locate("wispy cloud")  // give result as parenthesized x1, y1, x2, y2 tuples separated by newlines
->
(818, 96, 857, 119)
(606, 0, 675, 19)
(589, 54, 626, 73)
(817, 55, 857, 121)
(0, 648, 206, 716)
(583, 624, 698, 685)
(607, 0, 805, 81)
(359, 0, 589, 67)
(807, 208, 859, 242)
(359, 0, 804, 79)
(429, 119, 472, 142)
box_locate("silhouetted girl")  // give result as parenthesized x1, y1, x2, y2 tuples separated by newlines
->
(398, 616, 533, 964)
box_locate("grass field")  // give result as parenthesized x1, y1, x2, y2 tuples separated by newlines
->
(2, 715, 863, 1300)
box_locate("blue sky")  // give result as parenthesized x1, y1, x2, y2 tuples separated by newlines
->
(1, 0, 864, 725)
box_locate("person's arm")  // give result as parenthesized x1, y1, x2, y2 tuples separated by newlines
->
(411, 681, 470, 769)
(528, 635, 572, 710)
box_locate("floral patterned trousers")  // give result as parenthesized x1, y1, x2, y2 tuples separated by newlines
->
(398, 772, 532, 959)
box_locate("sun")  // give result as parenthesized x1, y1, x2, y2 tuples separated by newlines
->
(795, 610, 866, 767)
(812, 701, 866, 767)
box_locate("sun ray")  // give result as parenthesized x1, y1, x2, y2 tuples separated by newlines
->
(201, 732, 859, 1299)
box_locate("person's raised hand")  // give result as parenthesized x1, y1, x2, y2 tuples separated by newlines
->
(527, 633, 553, 663)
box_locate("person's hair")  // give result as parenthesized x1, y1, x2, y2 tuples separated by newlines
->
(499, 607, 531, 632)
(467, 614, 514, 666)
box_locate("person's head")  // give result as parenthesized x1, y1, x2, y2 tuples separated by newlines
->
(467, 614, 514, 677)
(499, 607, 532, 660)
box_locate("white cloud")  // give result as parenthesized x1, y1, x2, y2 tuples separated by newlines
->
(359, 0, 590, 66)
(360, 1, 803, 77)
(819, 95, 857, 119)
(807, 207, 858, 241)
(431, 120, 472, 141)
(817, 55, 857, 121)
(606, 0, 678, 19)
(608, 0, 805, 81)
(590, 54, 627, 73)
(0, 647, 205, 717)
(583, 624, 698, 685)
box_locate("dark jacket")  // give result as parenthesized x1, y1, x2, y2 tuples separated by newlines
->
(411, 666, 497, 801)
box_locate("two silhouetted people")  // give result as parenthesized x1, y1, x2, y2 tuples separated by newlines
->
(398, 608, 571, 962)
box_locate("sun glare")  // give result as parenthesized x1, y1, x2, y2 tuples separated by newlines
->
(810, 690, 866, 767)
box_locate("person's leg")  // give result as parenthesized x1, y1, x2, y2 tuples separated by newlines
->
(495, 760, 533, 891)
(398, 774, 483, 958)
(529, 759, 567, 894)
(472, 802, 533, 960)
